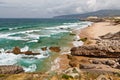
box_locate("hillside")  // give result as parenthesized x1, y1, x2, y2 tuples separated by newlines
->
(54, 10, 120, 19)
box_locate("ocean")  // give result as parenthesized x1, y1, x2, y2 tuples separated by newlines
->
(0, 18, 91, 72)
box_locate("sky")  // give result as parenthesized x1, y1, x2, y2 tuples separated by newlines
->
(0, 0, 120, 18)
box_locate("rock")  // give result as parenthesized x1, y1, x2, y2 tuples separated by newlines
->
(100, 33, 113, 40)
(96, 75, 109, 80)
(12, 46, 21, 54)
(41, 47, 47, 51)
(92, 60, 101, 64)
(116, 65, 120, 69)
(83, 17, 104, 22)
(22, 51, 40, 55)
(64, 67, 81, 79)
(12, 47, 39, 55)
(49, 47, 61, 52)
(69, 56, 78, 67)
(69, 61, 78, 67)
(71, 45, 120, 58)
(71, 31, 120, 58)
(100, 31, 120, 40)
(0, 65, 24, 74)
(105, 60, 116, 66)
(23, 51, 33, 55)
(79, 64, 96, 69)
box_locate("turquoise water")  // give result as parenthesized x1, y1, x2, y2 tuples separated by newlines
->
(0, 18, 91, 72)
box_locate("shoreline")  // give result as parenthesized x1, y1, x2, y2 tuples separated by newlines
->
(50, 20, 120, 79)
(50, 21, 92, 73)
(0, 19, 120, 79)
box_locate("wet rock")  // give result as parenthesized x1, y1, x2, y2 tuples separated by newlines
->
(41, 47, 47, 51)
(0, 65, 24, 74)
(49, 47, 61, 52)
(23, 51, 33, 55)
(12, 47, 40, 55)
(22, 51, 39, 55)
(12, 46, 21, 54)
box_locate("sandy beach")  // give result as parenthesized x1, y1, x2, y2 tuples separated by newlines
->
(79, 22, 120, 39)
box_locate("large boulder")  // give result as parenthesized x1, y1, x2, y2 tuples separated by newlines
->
(12, 46, 21, 54)
(0, 65, 24, 74)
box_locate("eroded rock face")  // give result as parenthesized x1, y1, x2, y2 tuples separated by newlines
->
(0, 65, 24, 74)
(71, 45, 120, 58)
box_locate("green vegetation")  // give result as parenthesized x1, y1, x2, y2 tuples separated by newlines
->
(62, 74, 73, 79)
(69, 33, 76, 36)
(78, 37, 87, 42)
(0, 74, 6, 77)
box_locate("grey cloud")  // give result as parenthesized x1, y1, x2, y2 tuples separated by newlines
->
(0, 0, 120, 18)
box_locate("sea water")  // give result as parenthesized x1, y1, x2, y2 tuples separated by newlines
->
(0, 18, 91, 72)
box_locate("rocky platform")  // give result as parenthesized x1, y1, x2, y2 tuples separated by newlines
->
(71, 31, 120, 58)
(0, 65, 24, 74)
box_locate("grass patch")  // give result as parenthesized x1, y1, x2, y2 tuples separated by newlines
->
(79, 37, 87, 42)
(0, 74, 6, 77)
(69, 33, 76, 36)
(62, 74, 73, 79)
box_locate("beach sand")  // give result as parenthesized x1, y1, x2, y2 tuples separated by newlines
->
(79, 22, 120, 39)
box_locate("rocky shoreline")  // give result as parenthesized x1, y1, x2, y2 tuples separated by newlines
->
(0, 18, 120, 80)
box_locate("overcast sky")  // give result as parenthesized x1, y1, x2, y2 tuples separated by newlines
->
(0, 0, 120, 18)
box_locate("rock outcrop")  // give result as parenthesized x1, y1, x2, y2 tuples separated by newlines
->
(0, 65, 24, 74)
(71, 45, 120, 58)
(71, 31, 120, 58)
(100, 31, 120, 40)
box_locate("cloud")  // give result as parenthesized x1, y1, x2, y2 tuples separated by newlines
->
(0, 0, 120, 18)
(87, 0, 96, 10)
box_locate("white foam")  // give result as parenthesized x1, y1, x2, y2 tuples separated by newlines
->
(0, 48, 50, 72)
(73, 35, 80, 41)
(23, 64, 37, 72)
(21, 46, 29, 52)
(35, 49, 49, 59)
(0, 51, 22, 65)
(27, 40, 38, 43)
(50, 57, 60, 71)
(72, 41, 84, 47)
(26, 34, 40, 39)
